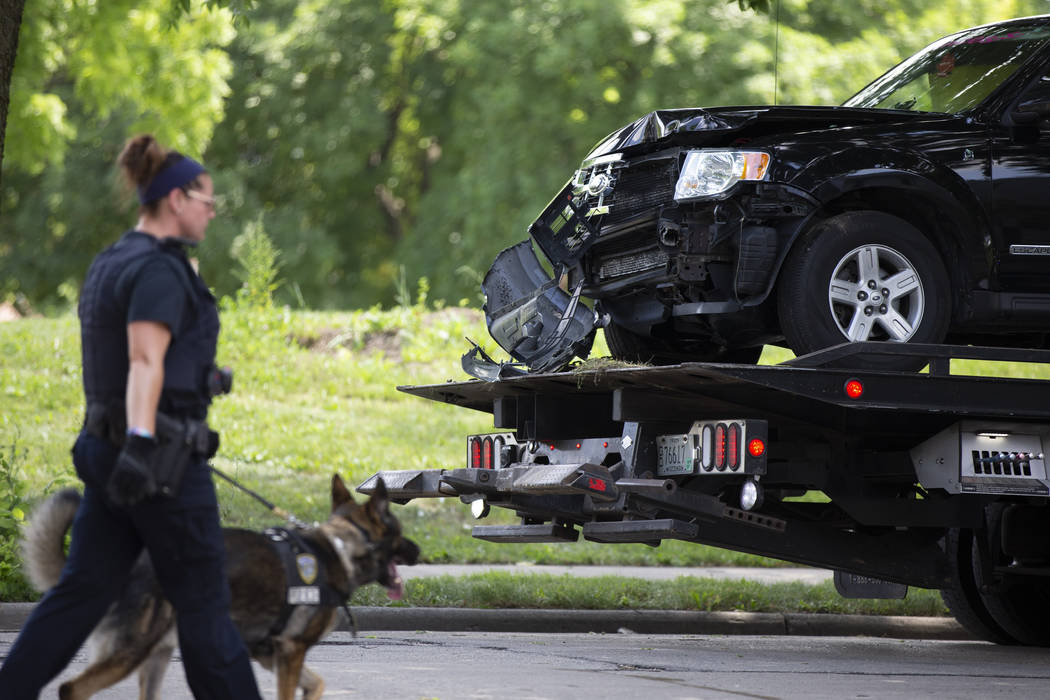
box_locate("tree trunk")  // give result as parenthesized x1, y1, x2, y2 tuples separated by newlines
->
(0, 0, 27, 190)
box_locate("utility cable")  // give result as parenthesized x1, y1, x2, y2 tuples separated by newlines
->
(773, 0, 781, 105)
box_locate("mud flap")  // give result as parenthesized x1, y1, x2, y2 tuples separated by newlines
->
(474, 240, 595, 375)
(833, 570, 908, 599)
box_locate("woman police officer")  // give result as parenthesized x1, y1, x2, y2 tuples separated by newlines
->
(0, 135, 261, 699)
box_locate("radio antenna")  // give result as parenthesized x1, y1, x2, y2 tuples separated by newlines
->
(773, 0, 781, 105)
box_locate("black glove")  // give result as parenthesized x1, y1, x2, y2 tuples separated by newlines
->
(106, 434, 158, 506)
(205, 429, 220, 459)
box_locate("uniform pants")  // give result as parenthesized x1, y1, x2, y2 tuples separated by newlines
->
(0, 433, 261, 699)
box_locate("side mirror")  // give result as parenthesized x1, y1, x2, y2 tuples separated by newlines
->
(1012, 111, 1041, 126)
(1012, 98, 1050, 125)
(1017, 98, 1050, 115)
(1009, 99, 1050, 143)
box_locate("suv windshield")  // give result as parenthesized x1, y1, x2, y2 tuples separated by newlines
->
(844, 21, 1050, 113)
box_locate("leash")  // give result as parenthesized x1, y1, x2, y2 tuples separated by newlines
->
(210, 465, 309, 528)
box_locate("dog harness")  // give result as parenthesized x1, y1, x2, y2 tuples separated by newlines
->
(264, 527, 353, 635)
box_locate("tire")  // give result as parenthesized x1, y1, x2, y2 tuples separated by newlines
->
(777, 211, 951, 372)
(940, 527, 1017, 645)
(604, 322, 763, 366)
(973, 505, 1050, 646)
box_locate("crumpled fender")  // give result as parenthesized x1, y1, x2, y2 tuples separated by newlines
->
(472, 240, 595, 376)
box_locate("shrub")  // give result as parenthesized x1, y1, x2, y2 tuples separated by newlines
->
(0, 442, 37, 600)
(0, 440, 76, 601)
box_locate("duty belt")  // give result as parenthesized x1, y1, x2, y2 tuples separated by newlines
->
(84, 401, 216, 457)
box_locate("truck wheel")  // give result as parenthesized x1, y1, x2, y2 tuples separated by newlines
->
(604, 322, 762, 365)
(972, 504, 1050, 646)
(777, 211, 950, 371)
(977, 575, 1050, 646)
(940, 527, 1017, 645)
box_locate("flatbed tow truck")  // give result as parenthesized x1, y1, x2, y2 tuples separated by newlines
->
(358, 342, 1050, 645)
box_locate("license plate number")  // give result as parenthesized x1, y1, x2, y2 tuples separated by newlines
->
(656, 434, 695, 476)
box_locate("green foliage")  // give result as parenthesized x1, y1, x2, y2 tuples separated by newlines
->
(7, 1, 1046, 311)
(0, 441, 31, 545)
(175, 0, 256, 25)
(5, 0, 234, 175)
(735, 0, 771, 12)
(2, 0, 236, 310)
(229, 216, 282, 309)
(0, 315, 83, 479)
(0, 440, 69, 601)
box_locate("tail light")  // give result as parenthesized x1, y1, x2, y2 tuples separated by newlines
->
(714, 423, 727, 471)
(467, 433, 515, 469)
(482, 437, 494, 469)
(727, 423, 741, 471)
(844, 379, 864, 399)
(657, 419, 768, 478)
(700, 424, 715, 471)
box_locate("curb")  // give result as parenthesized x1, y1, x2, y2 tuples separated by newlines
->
(1, 603, 969, 640)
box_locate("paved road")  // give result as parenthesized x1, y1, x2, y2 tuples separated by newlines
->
(13, 631, 1049, 699)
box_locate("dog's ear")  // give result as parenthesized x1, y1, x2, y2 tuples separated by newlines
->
(331, 473, 356, 512)
(365, 477, 389, 518)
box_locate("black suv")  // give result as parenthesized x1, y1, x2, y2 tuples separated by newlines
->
(477, 16, 1050, 373)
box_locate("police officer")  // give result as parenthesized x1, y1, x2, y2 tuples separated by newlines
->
(0, 135, 262, 699)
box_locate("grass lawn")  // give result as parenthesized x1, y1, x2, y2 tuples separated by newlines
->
(352, 571, 950, 616)
(3, 301, 1044, 612)
(0, 304, 785, 569)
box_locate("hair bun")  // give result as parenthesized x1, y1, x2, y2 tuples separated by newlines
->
(117, 134, 169, 188)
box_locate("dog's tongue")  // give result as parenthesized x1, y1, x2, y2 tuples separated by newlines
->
(387, 561, 404, 600)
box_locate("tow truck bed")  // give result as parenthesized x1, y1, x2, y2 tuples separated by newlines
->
(360, 343, 1050, 643)
(402, 342, 1050, 441)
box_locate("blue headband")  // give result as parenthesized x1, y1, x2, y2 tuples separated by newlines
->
(137, 156, 207, 204)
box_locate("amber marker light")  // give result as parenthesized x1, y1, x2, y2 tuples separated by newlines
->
(742, 152, 771, 180)
(844, 379, 864, 399)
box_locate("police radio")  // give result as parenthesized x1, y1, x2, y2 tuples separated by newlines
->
(206, 365, 233, 397)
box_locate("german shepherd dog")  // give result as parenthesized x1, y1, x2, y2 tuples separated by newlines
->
(22, 475, 419, 700)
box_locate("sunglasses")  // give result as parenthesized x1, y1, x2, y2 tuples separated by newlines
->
(182, 188, 218, 211)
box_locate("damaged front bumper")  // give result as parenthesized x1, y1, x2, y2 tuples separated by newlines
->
(467, 240, 596, 377)
(474, 146, 819, 374)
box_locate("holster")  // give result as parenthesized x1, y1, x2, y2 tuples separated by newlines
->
(84, 401, 220, 498)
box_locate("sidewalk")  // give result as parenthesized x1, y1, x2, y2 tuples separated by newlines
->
(0, 565, 970, 640)
(398, 563, 834, 585)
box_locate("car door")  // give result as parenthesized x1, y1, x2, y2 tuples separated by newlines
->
(990, 70, 1050, 292)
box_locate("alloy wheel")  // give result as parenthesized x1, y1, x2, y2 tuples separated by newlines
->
(827, 244, 925, 342)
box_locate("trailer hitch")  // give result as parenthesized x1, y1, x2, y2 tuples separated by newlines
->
(358, 464, 620, 502)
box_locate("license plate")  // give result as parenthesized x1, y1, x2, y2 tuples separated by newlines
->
(656, 434, 695, 476)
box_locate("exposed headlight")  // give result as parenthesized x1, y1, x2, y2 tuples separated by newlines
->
(674, 150, 771, 200)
